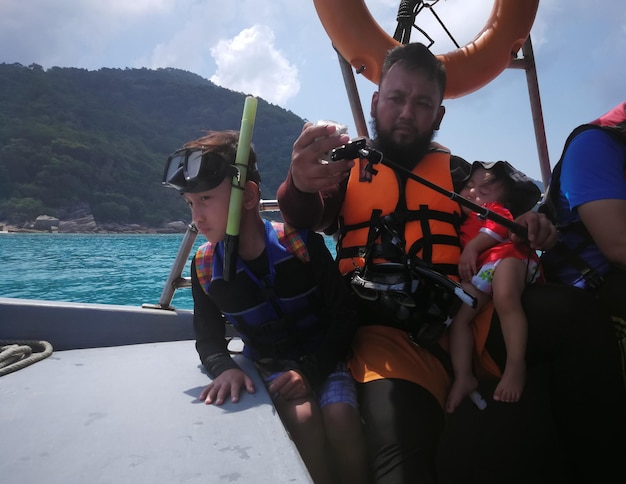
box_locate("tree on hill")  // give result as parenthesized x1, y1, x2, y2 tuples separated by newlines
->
(0, 63, 306, 228)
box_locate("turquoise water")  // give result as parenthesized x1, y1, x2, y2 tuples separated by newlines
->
(0, 233, 204, 310)
(1, 232, 337, 310)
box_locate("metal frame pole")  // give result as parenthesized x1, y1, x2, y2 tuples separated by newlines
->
(510, 35, 551, 188)
(143, 223, 198, 310)
(336, 49, 370, 138)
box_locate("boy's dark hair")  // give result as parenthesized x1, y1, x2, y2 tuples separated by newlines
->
(380, 43, 447, 102)
(185, 130, 261, 184)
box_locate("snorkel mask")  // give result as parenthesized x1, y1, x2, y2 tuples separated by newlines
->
(162, 148, 246, 193)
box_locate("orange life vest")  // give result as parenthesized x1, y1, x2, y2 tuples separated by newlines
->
(340, 145, 502, 400)
(336, 143, 463, 279)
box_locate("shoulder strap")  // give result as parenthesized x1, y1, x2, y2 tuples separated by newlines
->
(270, 220, 310, 263)
(540, 124, 590, 221)
(195, 242, 216, 290)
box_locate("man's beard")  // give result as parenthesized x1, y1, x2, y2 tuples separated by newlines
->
(370, 117, 435, 170)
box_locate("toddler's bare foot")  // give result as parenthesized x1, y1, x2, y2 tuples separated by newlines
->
(446, 375, 478, 413)
(493, 361, 525, 403)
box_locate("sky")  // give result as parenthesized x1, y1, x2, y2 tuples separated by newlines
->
(1, 0, 624, 187)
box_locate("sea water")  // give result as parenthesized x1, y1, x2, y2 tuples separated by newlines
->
(0, 232, 336, 310)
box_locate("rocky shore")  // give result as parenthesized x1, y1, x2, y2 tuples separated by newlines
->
(0, 214, 190, 234)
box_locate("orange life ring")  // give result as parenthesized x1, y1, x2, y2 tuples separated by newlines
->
(313, 0, 539, 99)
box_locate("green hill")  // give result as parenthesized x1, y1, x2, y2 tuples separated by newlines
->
(0, 63, 306, 228)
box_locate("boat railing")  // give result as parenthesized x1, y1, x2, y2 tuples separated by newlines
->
(144, 199, 280, 310)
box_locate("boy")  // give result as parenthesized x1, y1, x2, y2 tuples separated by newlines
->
(163, 130, 368, 484)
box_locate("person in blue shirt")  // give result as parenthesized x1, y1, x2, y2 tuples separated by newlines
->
(541, 101, 626, 386)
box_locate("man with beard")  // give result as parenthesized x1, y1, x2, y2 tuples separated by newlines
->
(277, 43, 626, 483)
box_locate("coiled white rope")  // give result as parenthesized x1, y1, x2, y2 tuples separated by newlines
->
(0, 340, 53, 376)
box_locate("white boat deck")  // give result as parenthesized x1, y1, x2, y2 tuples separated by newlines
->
(1, 340, 312, 483)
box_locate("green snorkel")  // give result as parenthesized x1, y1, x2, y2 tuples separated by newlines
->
(223, 96, 258, 281)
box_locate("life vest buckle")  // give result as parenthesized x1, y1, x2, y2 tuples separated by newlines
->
(350, 263, 415, 301)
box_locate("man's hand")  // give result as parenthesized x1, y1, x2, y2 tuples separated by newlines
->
(199, 368, 255, 405)
(512, 211, 557, 250)
(290, 122, 354, 193)
(267, 370, 311, 401)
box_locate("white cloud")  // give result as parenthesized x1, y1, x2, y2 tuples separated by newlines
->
(209, 25, 300, 105)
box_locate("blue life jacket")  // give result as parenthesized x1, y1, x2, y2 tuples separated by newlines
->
(195, 220, 325, 361)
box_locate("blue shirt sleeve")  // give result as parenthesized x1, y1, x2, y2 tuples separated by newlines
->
(560, 129, 626, 210)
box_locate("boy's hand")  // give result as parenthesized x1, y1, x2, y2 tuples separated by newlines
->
(200, 368, 255, 405)
(268, 370, 311, 401)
